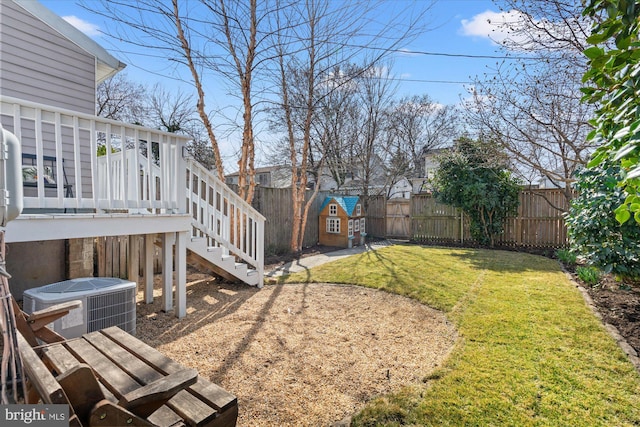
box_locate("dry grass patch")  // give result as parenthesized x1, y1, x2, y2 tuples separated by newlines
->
(135, 270, 457, 426)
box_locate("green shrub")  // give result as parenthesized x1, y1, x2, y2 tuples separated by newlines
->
(565, 162, 640, 280)
(555, 249, 577, 266)
(576, 266, 601, 286)
(432, 137, 520, 247)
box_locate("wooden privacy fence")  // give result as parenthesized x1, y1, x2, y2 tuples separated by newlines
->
(364, 195, 386, 238)
(96, 236, 162, 279)
(411, 189, 571, 249)
(96, 188, 571, 275)
(250, 188, 331, 254)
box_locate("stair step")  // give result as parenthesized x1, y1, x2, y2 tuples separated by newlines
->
(189, 237, 208, 252)
(234, 263, 248, 275)
(244, 269, 260, 286)
(187, 233, 262, 287)
(206, 246, 222, 259)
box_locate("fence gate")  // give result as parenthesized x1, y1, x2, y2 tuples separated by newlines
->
(386, 199, 411, 239)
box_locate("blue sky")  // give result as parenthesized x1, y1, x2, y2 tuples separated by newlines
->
(38, 0, 511, 167)
(40, 0, 506, 106)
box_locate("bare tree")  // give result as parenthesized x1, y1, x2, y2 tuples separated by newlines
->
(463, 0, 596, 208)
(310, 65, 361, 190)
(270, 0, 431, 252)
(93, 0, 430, 251)
(89, 0, 275, 199)
(386, 95, 458, 175)
(148, 84, 216, 169)
(349, 65, 397, 206)
(96, 72, 147, 124)
(148, 84, 195, 133)
(466, 60, 592, 205)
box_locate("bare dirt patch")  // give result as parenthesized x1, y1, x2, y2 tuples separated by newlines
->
(135, 269, 457, 427)
(583, 279, 640, 356)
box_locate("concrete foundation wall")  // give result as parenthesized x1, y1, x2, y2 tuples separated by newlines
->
(6, 239, 66, 300)
(67, 238, 94, 278)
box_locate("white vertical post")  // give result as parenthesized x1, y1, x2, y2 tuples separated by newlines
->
(256, 219, 264, 288)
(128, 235, 140, 287)
(175, 231, 187, 318)
(177, 147, 187, 214)
(143, 234, 155, 304)
(72, 116, 82, 209)
(161, 232, 175, 312)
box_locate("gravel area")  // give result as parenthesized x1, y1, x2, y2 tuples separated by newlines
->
(136, 270, 457, 426)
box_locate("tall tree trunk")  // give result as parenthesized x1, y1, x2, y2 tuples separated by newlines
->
(219, 0, 257, 204)
(173, 0, 225, 181)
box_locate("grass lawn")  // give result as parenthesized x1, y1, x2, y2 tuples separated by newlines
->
(278, 244, 640, 426)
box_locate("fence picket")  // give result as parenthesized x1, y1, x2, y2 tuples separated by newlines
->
(411, 189, 571, 248)
(97, 188, 571, 274)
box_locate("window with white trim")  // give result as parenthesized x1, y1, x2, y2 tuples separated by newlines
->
(327, 218, 340, 233)
(360, 218, 366, 233)
(354, 218, 360, 232)
(356, 204, 361, 216)
(329, 204, 338, 216)
(348, 219, 353, 236)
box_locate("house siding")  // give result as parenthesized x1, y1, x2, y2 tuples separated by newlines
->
(0, 115, 94, 199)
(0, 1, 95, 114)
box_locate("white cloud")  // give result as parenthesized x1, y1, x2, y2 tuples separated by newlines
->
(63, 15, 101, 37)
(458, 85, 492, 112)
(459, 10, 522, 44)
(459, 9, 589, 51)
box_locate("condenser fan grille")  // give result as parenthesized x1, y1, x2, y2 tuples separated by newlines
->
(39, 277, 127, 293)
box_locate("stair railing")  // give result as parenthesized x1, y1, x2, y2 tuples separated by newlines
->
(186, 160, 265, 285)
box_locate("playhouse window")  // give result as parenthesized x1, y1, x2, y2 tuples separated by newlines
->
(329, 204, 338, 216)
(354, 218, 360, 232)
(348, 220, 353, 236)
(327, 218, 340, 233)
(356, 204, 361, 216)
(360, 218, 366, 233)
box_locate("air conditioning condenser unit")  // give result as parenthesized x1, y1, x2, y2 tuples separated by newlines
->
(23, 277, 136, 339)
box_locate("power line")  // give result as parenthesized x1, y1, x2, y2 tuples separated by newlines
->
(395, 48, 536, 60)
(111, 50, 479, 85)
(114, 47, 526, 61)
(385, 76, 472, 84)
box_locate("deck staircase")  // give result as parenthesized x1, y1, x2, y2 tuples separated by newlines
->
(186, 238, 261, 286)
(93, 149, 265, 287)
(97, 149, 265, 287)
(185, 160, 265, 287)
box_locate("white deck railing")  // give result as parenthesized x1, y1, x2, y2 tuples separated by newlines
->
(186, 159, 265, 278)
(2, 95, 265, 282)
(0, 95, 188, 212)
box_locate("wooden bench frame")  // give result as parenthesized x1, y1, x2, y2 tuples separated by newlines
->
(15, 301, 238, 427)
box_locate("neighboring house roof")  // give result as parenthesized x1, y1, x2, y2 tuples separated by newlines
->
(226, 165, 284, 177)
(14, 0, 126, 83)
(320, 195, 361, 216)
(226, 165, 301, 188)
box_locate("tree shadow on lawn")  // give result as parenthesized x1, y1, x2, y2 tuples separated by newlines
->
(358, 242, 559, 276)
(358, 246, 402, 282)
(444, 246, 562, 274)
